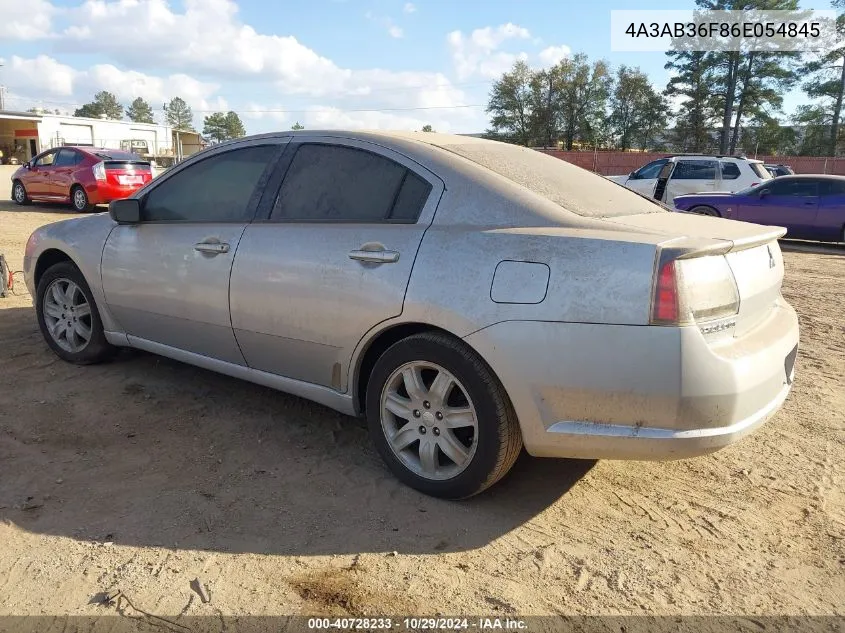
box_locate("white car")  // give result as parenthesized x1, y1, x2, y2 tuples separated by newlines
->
(607, 155, 771, 205)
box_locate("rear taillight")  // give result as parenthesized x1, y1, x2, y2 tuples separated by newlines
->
(650, 254, 740, 326)
(92, 161, 106, 181)
(652, 260, 679, 324)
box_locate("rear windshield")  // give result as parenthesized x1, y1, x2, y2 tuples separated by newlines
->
(94, 150, 144, 161)
(441, 142, 664, 218)
(749, 162, 772, 179)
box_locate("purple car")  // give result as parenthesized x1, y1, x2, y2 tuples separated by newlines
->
(673, 175, 845, 243)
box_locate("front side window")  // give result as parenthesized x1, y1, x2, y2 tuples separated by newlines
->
(767, 180, 817, 197)
(143, 145, 278, 222)
(671, 160, 717, 180)
(631, 159, 667, 180)
(720, 162, 741, 180)
(34, 151, 56, 167)
(271, 144, 430, 222)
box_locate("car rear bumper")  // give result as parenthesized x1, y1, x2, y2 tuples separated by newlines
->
(85, 182, 147, 205)
(463, 299, 799, 460)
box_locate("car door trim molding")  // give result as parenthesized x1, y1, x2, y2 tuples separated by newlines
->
(125, 334, 356, 416)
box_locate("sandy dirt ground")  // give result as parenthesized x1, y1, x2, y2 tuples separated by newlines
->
(0, 175, 843, 627)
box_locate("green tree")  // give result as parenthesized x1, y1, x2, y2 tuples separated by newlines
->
(73, 91, 123, 120)
(291, 121, 305, 130)
(739, 117, 798, 156)
(608, 65, 667, 151)
(665, 51, 718, 152)
(224, 111, 246, 138)
(556, 53, 612, 150)
(126, 97, 155, 123)
(421, 124, 434, 132)
(798, 0, 845, 155)
(203, 111, 247, 142)
(165, 97, 194, 131)
(486, 60, 535, 146)
(528, 64, 564, 148)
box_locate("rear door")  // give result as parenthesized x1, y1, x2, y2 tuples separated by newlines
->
(27, 150, 59, 197)
(664, 159, 718, 202)
(101, 139, 288, 363)
(229, 138, 443, 390)
(737, 178, 819, 239)
(49, 148, 83, 197)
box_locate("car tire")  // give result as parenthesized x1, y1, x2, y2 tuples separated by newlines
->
(36, 261, 116, 365)
(689, 205, 720, 217)
(366, 331, 522, 499)
(12, 180, 31, 206)
(71, 185, 94, 212)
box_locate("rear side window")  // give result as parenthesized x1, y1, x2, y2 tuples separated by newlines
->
(671, 160, 717, 180)
(272, 144, 429, 222)
(720, 162, 741, 180)
(143, 145, 278, 222)
(820, 180, 845, 196)
(750, 162, 771, 179)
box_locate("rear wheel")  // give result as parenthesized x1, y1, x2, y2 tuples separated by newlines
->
(12, 180, 31, 206)
(689, 205, 720, 217)
(366, 332, 522, 499)
(71, 185, 93, 212)
(36, 262, 115, 364)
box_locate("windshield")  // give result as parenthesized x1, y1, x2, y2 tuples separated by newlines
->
(441, 142, 664, 218)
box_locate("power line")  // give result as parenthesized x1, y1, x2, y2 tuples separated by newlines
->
(4, 94, 488, 114)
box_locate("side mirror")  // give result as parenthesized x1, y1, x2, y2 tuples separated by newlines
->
(109, 198, 141, 224)
(758, 189, 770, 198)
(23, 162, 31, 169)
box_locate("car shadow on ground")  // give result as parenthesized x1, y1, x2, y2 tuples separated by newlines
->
(0, 306, 594, 557)
(0, 198, 110, 216)
(780, 239, 845, 256)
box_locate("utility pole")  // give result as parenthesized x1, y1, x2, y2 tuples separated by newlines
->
(0, 62, 6, 110)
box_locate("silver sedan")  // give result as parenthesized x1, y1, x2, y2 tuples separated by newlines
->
(22, 131, 800, 498)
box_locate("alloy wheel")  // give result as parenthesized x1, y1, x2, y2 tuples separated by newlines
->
(42, 278, 93, 353)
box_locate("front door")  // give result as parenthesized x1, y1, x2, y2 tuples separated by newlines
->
(623, 158, 667, 196)
(101, 140, 287, 364)
(27, 149, 58, 197)
(229, 138, 443, 390)
(664, 159, 719, 203)
(737, 178, 819, 239)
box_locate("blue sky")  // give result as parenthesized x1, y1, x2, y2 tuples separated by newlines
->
(0, 0, 837, 134)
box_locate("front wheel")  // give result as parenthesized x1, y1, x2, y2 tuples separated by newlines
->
(689, 205, 720, 217)
(366, 332, 522, 499)
(12, 180, 31, 206)
(36, 262, 115, 364)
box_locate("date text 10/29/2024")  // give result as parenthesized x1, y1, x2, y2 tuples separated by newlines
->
(308, 617, 528, 630)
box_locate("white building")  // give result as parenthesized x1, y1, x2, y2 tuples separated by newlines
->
(0, 110, 205, 166)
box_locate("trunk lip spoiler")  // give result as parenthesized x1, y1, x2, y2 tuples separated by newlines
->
(658, 225, 786, 261)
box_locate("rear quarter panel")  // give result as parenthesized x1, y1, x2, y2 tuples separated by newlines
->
(401, 223, 660, 336)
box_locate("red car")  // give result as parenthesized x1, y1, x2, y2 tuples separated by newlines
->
(10, 146, 153, 212)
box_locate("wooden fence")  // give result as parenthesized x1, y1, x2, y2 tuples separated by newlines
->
(536, 150, 845, 177)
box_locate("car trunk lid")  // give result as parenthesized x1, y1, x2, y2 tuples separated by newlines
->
(606, 212, 786, 337)
(103, 160, 153, 187)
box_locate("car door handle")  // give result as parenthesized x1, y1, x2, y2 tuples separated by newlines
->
(194, 242, 230, 254)
(348, 249, 400, 263)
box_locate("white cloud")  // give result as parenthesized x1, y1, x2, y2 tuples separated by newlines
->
(447, 23, 531, 80)
(365, 11, 404, 39)
(2, 0, 498, 133)
(0, 0, 56, 40)
(538, 45, 571, 67)
(403, 2, 416, 13)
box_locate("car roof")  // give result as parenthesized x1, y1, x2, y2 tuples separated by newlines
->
(773, 174, 845, 181)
